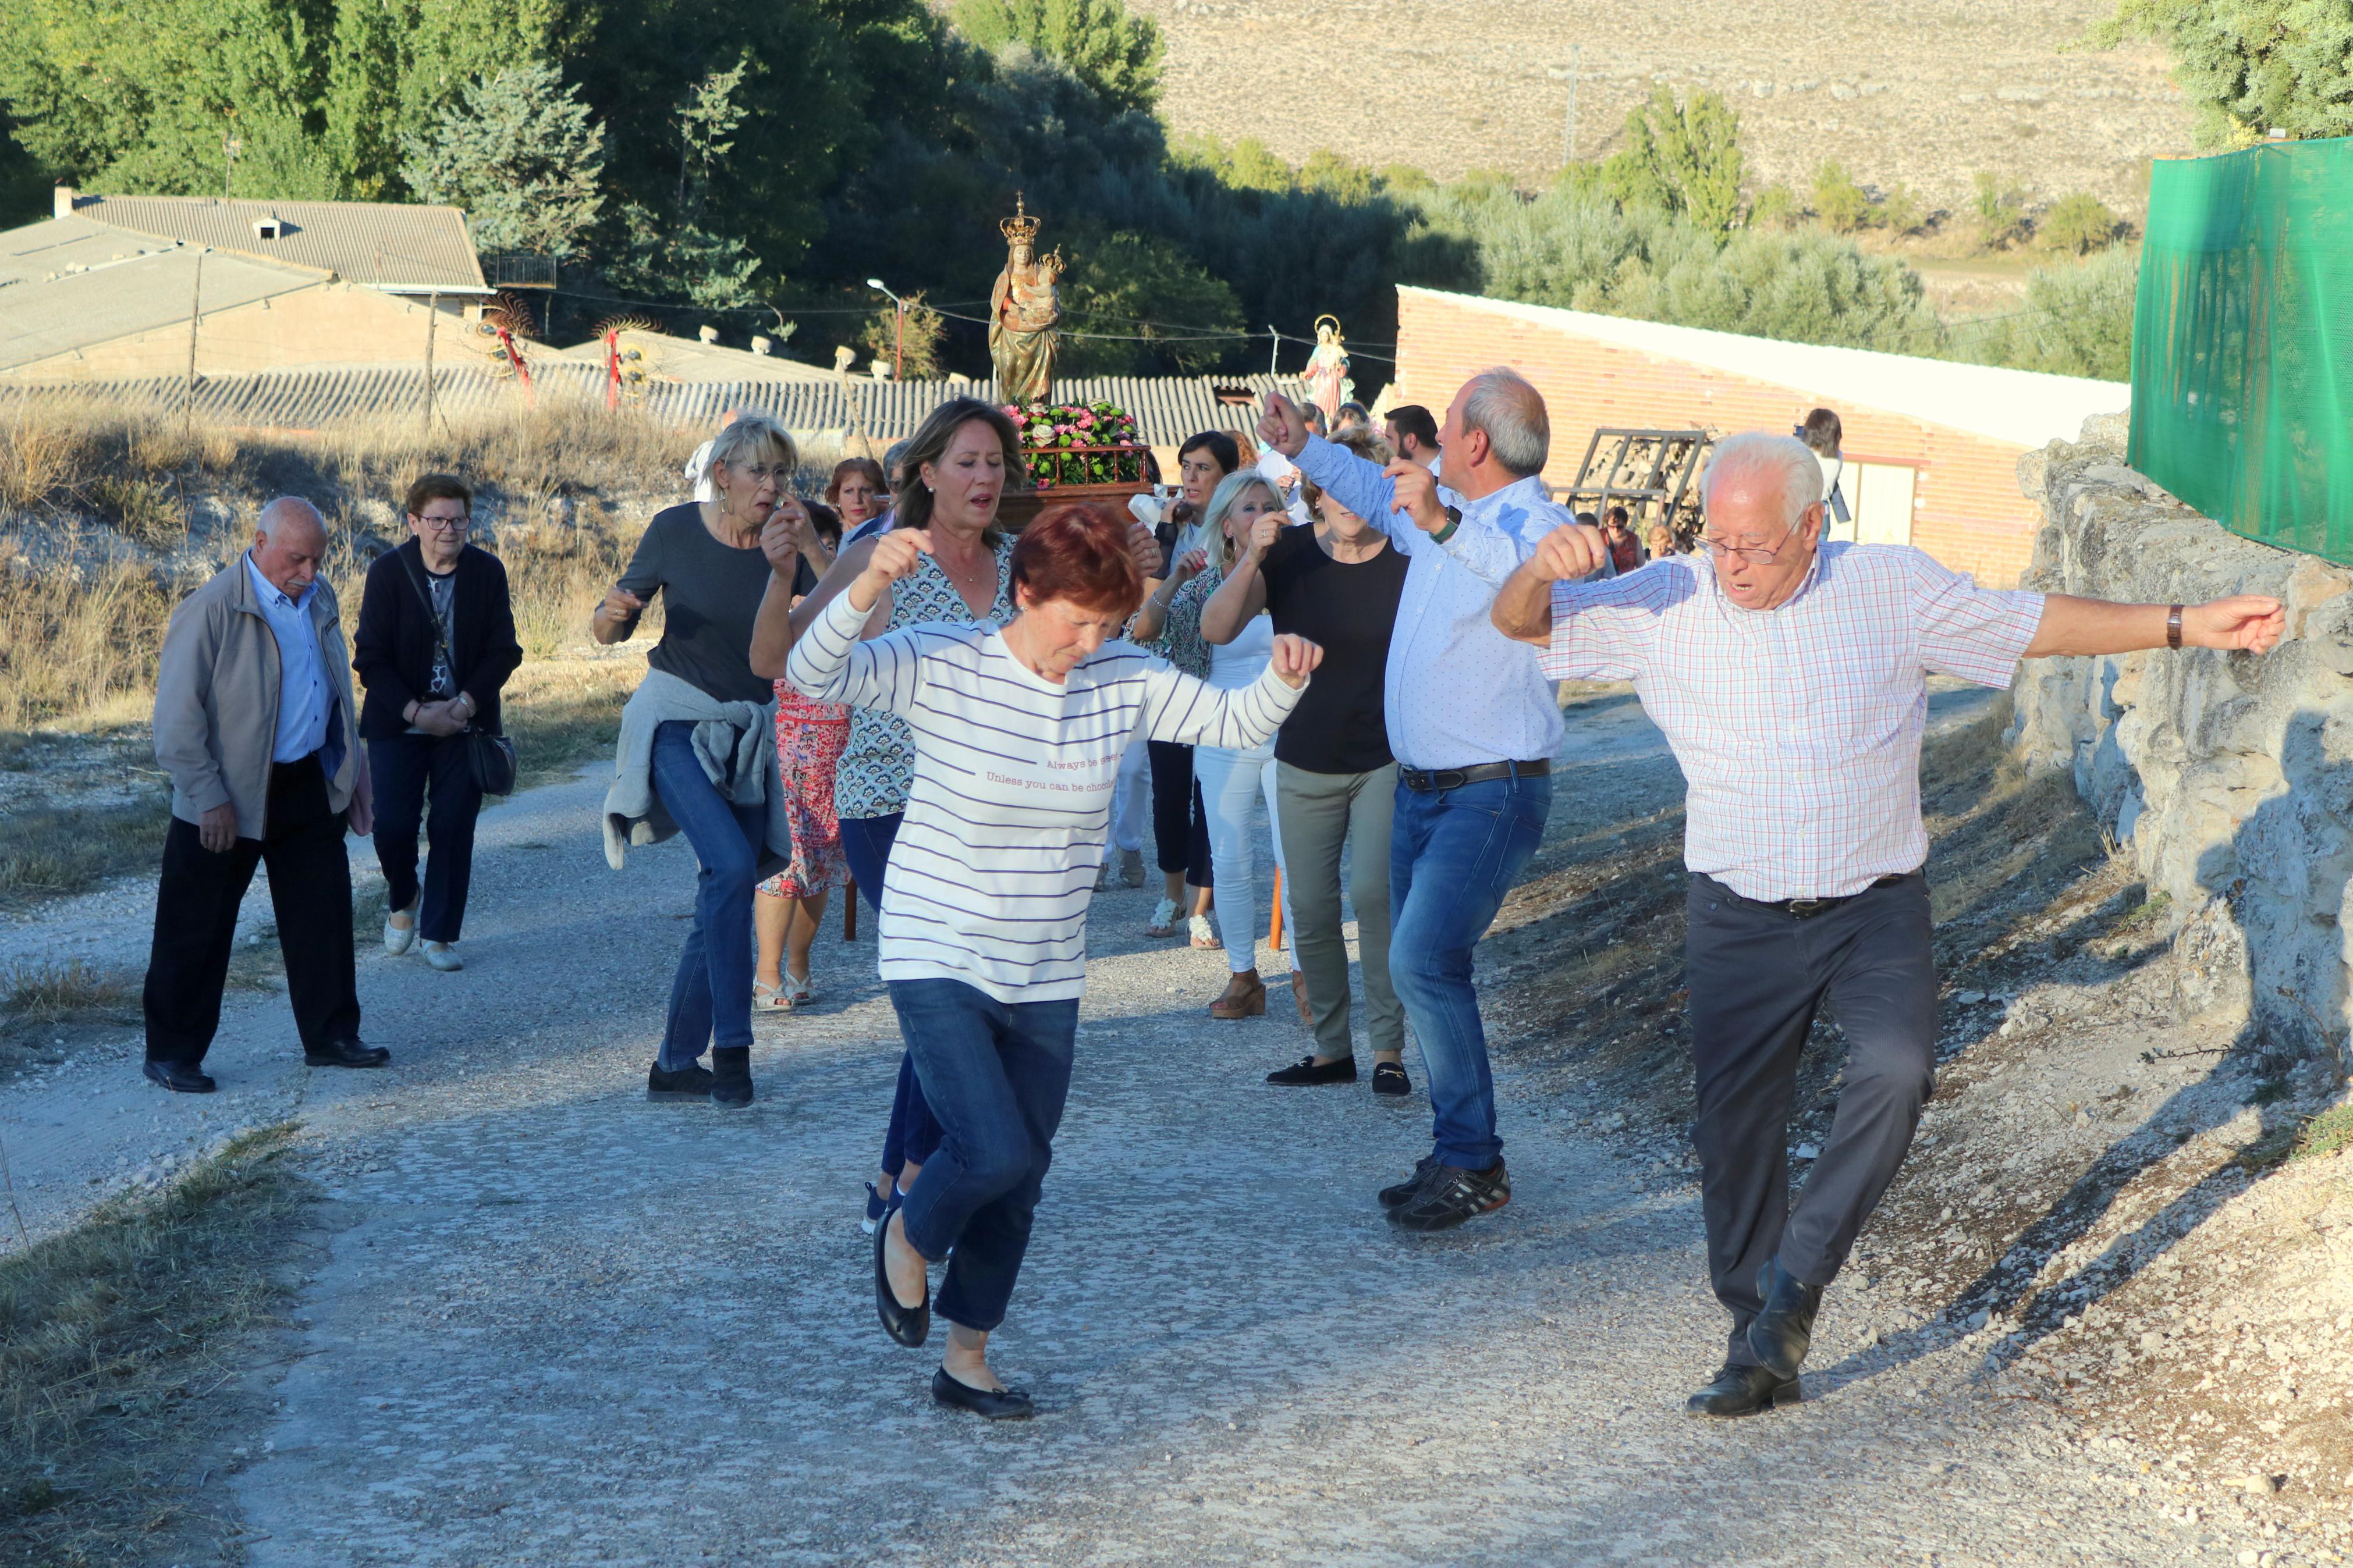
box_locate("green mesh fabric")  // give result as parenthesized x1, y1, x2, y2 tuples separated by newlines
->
(2131, 140, 2353, 563)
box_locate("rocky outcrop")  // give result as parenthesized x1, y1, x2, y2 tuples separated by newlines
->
(2009, 414, 2353, 1071)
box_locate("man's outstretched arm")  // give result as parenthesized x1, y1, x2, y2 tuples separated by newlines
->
(1493, 523, 1613, 644)
(2024, 593, 2284, 659)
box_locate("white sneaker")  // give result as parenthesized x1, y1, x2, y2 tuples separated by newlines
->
(384, 911, 416, 956)
(421, 941, 463, 972)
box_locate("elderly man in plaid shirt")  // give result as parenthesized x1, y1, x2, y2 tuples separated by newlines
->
(1493, 431, 2285, 1418)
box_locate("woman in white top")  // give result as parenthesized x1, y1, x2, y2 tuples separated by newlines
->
(779, 504, 1318, 1418)
(1140, 471, 1295, 1019)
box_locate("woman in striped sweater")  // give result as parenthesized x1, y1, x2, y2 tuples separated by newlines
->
(778, 504, 1321, 1420)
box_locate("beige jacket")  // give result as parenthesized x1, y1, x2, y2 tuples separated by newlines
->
(152, 556, 362, 838)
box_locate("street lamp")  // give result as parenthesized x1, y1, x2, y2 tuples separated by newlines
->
(866, 278, 905, 381)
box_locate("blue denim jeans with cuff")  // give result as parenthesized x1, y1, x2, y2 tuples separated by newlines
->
(888, 977, 1078, 1332)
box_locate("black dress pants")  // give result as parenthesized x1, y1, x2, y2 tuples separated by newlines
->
(1145, 739, 1212, 887)
(368, 732, 484, 943)
(1685, 871, 1937, 1370)
(143, 753, 361, 1066)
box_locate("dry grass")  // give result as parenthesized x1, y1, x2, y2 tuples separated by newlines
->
(0, 563, 178, 732)
(0, 797, 172, 906)
(0, 1125, 311, 1566)
(0, 962, 133, 1023)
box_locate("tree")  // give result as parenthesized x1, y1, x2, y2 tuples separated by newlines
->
(950, 0, 1163, 115)
(598, 59, 762, 310)
(2094, 0, 2353, 147)
(1969, 170, 2028, 250)
(1598, 87, 1744, 241)
(1810, 161, 1872, 234)
(860, 289, 946, 378)
(2039, 191, 2121, 255)
(1056, 229, 1246, 374)
(401, 62, 605, 259)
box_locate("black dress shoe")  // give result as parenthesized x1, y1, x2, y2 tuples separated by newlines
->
(931, 1366, 1034, 1420)
(143, 1059, 215, 1094)
(1684, 1361, 1799, 1418)
(710, 1046, 753, 1108)
(1370, 1061, 1411, 1097)
(1378, 1154, 1439, 1210)
(647, 1060, 713, 1100)
(1266, 1054, 1356, 1086)
(1747, 1257, 1825, 1378)
(874, 1203, 930, 1348)
(304, 1038, 389, 1068)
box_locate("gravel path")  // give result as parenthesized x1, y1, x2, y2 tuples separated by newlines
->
(5, 694, 2218, 1562)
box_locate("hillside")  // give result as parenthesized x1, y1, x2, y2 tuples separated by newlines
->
(1136, 0, 2191, 213)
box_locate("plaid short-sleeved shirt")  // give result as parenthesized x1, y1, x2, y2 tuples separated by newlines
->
(1541, 543, 2045, 901)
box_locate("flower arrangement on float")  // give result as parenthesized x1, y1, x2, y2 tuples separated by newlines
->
(1005, 400, 1151, 489)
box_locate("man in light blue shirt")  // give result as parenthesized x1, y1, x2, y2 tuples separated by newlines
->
(244, 552, 332, 765)
(1260, 372, 1570, 1232)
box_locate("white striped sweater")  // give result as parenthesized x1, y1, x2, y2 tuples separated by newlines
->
(787, 589, 1305, 1000)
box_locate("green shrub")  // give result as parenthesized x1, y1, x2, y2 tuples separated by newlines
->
(1971, 170, 2029, 249)
(2041, 192, 2123, 255)
(1747, 183, 1799, 230)
(1811, 161, 1872, 234)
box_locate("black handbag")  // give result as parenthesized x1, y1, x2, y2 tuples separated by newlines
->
(396, 546, 518, 795)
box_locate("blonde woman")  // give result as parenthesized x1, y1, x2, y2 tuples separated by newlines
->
(1135, 471, 1294, 1018)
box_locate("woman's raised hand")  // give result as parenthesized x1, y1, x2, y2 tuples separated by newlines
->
(1172, 547, 1208, 584)
(1126, 520, 1166, 582)
(1268, 633, 1323, 688)
(1245, 509, 1281, 560)
(598, 584, 645, 624)
(762, 496, 811, 575)
(857, 528, 934, 596)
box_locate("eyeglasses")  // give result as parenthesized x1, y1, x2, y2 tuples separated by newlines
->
(723, 464, 786, 485)
(1695, 527, 1796, 564)
(416, 515, 470, 532)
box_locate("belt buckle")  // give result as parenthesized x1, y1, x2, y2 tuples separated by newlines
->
(1785, 897, 1830, 919)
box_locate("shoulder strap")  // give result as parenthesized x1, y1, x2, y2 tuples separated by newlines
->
(393, 543, 457, 677)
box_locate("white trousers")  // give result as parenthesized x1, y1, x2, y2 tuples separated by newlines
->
(1194, 744, 1289, 973)
(1109, 734, 1149, 854)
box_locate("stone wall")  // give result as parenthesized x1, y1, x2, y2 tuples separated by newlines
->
(2008, 414, 2353, 1068)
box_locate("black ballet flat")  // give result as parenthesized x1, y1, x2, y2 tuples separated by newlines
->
(931, 1366, 1034, 1420)
(873, 1201, 930, 1349)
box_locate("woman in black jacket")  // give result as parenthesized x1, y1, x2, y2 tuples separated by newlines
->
(352, 474, 524, 972)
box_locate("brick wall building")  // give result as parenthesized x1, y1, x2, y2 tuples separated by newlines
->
(1390, 287, 2130, 587)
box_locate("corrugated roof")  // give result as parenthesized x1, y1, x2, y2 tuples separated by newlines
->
(0, 223, 330, 372)
(552, 328, 840, 384)
(1403, 286, 2128, 450)
(68, 194, 488, 294)
(6, 364, 1311, 448)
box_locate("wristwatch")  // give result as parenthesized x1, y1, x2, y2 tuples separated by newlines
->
(1432, 504, 1462, 545)
(2167, 604, 2184, 649)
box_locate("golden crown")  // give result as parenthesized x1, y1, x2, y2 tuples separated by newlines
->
(1000, 192, 1042, 246)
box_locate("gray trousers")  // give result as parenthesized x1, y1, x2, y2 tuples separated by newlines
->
(1275, 762, 1403, 1060)
(1685, 871, 1937, 1370)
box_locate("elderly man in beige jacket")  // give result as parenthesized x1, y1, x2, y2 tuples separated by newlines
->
(143, 497, 388, 1093)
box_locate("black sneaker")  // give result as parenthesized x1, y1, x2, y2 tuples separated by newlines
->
(647, 1060, 713, 1101)
(711, 1046, 754, 1108)
(1386, 1160, 1510, 1232)
(1378, 1154, 1439, 1210)
(1371, 1061, 1411, 1097)
(1266, 1054, 1357, 1086)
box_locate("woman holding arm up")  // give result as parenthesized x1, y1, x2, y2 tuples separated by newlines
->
(592, 414, 811, 1108)
(778, 504, 1318, 1418)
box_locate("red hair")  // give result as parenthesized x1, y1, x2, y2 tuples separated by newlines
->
(1009, 504, 1144, 617)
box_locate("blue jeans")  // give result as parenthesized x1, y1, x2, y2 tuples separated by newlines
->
(1389, 770, 1552, 1169)
(888, 977, 1078, 1332)
(650, 720, 766, 1068)
(842, 812, 943, 1177)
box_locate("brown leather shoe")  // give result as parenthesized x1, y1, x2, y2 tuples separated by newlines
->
(1208, 972, 1266, 1019)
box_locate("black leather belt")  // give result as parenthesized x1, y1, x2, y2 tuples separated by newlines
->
(1398, 758, 1550, 793)
(1730, 873, 1908, 919)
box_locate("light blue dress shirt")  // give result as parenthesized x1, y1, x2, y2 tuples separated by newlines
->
(1290, 435, 1572, 771)
(244, 555, 331, 764)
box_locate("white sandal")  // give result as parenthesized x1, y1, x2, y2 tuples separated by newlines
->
(754, 980, 789, 1011)
(1188, 914, 1223, 950)
(1147, 897, 1180, 937)
(782, 972, 814, 1008)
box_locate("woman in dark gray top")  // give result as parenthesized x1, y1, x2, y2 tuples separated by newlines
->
(592, 413, 811, 1107)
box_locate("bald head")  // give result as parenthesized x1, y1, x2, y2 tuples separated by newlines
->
(253, 497, 326, 597)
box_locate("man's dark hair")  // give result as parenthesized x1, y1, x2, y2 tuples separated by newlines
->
(1334, 400, 1371, 429)
(1386, 404, 1439, 451)
(404, 473, 471, 518)
(1575, 510, 1600, 528)
(1607, 505, 1631, 528)
(1798, 407, 1843, 456)
(1177, 430, 1240, 475)
(1303, 404, 1329, 436)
